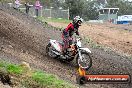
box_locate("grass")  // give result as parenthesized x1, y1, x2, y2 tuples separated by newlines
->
(37, 16, 66, 31)
(37, 16, 71, 24)
(83, 36, 104, 49)
(7, 64, 23, 75)
(30, 71, 73, 88)
(0, 61, 23, 75)
(0, 60, 75, 88)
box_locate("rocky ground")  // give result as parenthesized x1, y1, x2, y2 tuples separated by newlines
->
(0, 4, 132, 88)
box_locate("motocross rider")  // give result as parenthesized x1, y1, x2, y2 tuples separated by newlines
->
(61, 16, 83, 55)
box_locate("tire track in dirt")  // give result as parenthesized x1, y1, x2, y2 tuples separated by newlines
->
(47, 22, 132, 88)
(48, 22, 132, 55)
(0, 6, 102, 88)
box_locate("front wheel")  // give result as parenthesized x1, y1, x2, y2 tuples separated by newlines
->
(76, 52, 92, 70)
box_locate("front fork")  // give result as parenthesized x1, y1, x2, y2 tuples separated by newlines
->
(78, 49, 83, 61)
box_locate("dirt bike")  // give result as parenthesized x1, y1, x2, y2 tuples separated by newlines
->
(46, 37, 92, 70)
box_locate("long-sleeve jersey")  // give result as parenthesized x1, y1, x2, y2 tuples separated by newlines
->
(63, 23, 79, 37)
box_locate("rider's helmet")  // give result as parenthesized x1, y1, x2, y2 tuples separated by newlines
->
(73, 16, 83, 26)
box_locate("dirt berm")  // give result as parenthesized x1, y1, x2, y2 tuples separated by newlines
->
(0, 4, 132, 88)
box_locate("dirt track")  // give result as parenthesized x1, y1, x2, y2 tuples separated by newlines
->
(48, 22, 132, 56)
(0, 4, 132, 88)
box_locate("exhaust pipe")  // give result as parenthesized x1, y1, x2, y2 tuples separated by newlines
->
(51, 50, 60, 55)
(51, 50, 66, 59)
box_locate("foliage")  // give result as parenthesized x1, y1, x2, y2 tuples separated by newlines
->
(63, 0, 84, 19)
(29, 71, 73, 88)
(0, 61, 23, 75)
(0, 60, 75, 88)
(62, 0, 132, 20)
(82, 0, 99, 20)
(7, 64, 23, 74)
(0, 0, 13, 3)
(106, 0, 132, 15)
(62, 0, 100, 20)
(1, 0, 132, 20)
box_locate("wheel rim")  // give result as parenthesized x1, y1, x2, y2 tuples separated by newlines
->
(78, 54, 91, 69)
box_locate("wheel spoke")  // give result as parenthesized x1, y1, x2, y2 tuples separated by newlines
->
(77, 52, 92, 69)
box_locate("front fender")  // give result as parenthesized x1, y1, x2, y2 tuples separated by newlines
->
(79, 48, 91, 53)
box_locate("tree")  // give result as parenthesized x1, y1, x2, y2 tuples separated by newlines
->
(50, 0, 62, 9)
(63, 0, 84, 19)
(105, 0, 132, 15)
(62, 0, 100, 20)
(82, 0, 99, 20)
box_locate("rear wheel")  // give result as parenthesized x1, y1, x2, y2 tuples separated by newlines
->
(76, 52, 92, 70)
(46, 43, 57, 58)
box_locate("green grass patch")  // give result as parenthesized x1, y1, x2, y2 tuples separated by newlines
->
(7, 64, 23, 75)
(29, 71, 73, 88)
(0, 60, 75, 88)
(37, 16, 65, 31)
(0, 61, 24, 75)
(37, 16, 71, 24)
